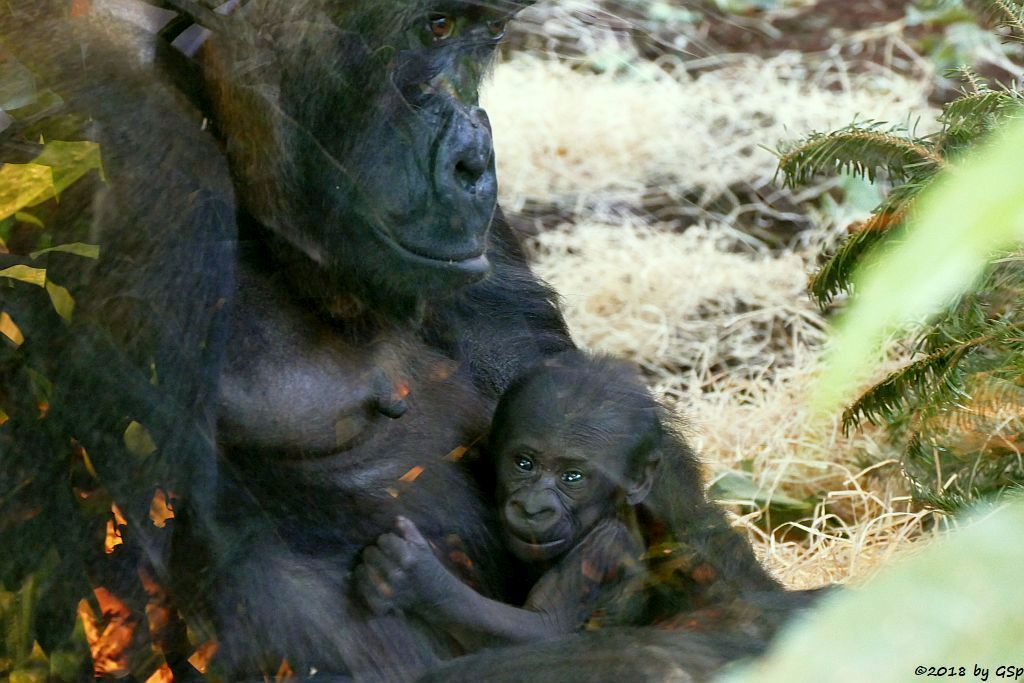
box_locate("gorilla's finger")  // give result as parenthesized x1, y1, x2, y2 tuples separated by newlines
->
(395, 516, 428, 546)
(362, 545, 393, 574)
(353, 565, 393, 616)
(376, 532, 409, 563)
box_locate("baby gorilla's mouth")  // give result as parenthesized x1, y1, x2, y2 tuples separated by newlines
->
(503, 532, 568, 562)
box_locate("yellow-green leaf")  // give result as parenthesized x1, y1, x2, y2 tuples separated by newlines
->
(0, 311, 24, 347)
(31, 242, 100, 260)
(0, 265, 46, 287)
(0, 141, 104, 222)
(33, 140, 104, 193)
(45, 280, 74, 321)
(14, 212, 44, 228)
(124, 421, 157, 458)
(0, 163, 55, 218)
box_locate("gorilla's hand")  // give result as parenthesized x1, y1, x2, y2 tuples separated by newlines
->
(355, 517, 460, 617)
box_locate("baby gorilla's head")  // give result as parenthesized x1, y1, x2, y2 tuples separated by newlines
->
(488, 351, 663, 562)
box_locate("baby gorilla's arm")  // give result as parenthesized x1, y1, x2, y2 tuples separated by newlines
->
(354, 517, 571, 648)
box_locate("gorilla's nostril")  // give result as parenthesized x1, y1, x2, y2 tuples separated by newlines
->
(455, 158, 485, 190)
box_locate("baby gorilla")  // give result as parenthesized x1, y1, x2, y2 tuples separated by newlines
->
(355, 351, 661, 647)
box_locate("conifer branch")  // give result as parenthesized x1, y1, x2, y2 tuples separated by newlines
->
(842, 337, 991, 433)
(778, 127, 945, 188)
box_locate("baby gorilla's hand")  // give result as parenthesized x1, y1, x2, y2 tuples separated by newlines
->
(355, 516, 457, 616)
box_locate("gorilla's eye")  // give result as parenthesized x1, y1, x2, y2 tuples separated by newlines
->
(514, 455, 534, 471)
(428, 13, 455, 41)
(486, 18, 508, 39)
(561, 469, 584, 483)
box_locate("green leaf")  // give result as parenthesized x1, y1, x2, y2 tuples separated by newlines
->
(709, 472, 813, 511)
(123, 421, 157, 458)
(45, 281, 74, 321)
(13, 212, 44, 229)
(30, 243, 100, 260)
(0, 141, 103, 222)
(32, 140, 104, 193)
(0, 265, 47, 287)
(814, 117, 1024, 414)
(721, 499, 1024, 683)
(0, 164, 56, 219)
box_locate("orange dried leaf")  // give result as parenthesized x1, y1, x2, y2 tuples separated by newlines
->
(78, 587, 136, 677)
(188, 640, 219, 674)
(149, 489, 175, 528)
(398, 466, 424, 483)
(444, 445, 469, 462)
(104, 520, 123, 554)
(276, 658, 296, 681)
(144, 664, 173, 683)
(104, 504, 126, 554)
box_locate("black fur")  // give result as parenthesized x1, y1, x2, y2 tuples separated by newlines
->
(0, 2, 810, 681)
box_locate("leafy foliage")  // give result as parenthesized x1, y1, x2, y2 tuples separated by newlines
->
(779, 1, 1024, 511)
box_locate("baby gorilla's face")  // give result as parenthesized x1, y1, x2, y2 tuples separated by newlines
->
(495, 426, 633, 563)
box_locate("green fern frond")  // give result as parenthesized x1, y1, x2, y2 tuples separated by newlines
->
(940, 90, 1024, 130)
(950, 65, 991, 96)
(842, 339, 988, 432)
(965, 0, 1024, 38)
(809, 222, 900, 309)
(778, 126, 945, 189)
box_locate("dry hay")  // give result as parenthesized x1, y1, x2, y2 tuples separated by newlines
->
(530, 218, 824, 392)
(484, 13, 945, 589)
(484, 51, 937, 213)
(687, 360, 947, 589)
(529, 217, 946, 588)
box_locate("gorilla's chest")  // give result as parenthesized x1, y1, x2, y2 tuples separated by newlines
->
(215, 263, 494, 551)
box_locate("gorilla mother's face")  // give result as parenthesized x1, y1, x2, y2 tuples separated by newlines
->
(208, 1, 531, 297)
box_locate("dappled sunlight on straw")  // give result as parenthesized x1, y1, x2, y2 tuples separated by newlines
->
(485, 52, 936, 210)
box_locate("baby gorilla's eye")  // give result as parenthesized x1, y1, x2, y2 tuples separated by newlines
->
(514, 455, 534, 471)
(427, 13, 455, 41)
(560, 469, 584, 483)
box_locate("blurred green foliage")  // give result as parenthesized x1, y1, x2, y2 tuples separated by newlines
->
(720, 498, 1024, 683)
(778, 0, 1024, 511)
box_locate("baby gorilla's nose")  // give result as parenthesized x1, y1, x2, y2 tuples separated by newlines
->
(512, 494, 560, 534)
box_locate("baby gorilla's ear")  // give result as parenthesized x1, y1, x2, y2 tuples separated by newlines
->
(625, 453, 661, 506)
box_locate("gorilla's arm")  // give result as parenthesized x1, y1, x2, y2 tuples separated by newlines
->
(357, 517, 569, 647)
(357, 517, 644, 649)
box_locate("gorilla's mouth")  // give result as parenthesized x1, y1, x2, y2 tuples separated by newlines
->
(374, 227, 490, 277)
(504, 531, 568, 561)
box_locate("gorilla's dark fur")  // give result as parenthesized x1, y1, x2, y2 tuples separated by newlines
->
(0, 1, 809, 680)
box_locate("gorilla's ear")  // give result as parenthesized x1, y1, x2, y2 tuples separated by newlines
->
(626, 452, 661, 506)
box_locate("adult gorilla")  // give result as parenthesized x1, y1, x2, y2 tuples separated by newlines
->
(0, 1, 796, 680)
